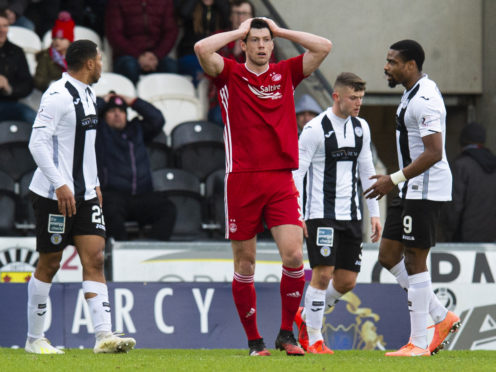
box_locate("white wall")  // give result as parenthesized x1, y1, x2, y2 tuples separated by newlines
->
(269, 0, 482, 94)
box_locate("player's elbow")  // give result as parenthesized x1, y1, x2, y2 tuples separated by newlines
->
(194, 41, 207, 58)
(322, 39, 332, 54)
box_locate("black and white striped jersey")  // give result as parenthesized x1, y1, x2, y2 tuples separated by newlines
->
(395, 75, 452, 201)
(293, 109, 379, 221)
(29, 72, 99, 201)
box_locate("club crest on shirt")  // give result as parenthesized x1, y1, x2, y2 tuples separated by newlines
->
(354, 126, 363, 137)
(270, 72, 282, 82)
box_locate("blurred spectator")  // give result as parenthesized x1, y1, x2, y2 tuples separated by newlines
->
(0, 0, 35, 30)
(441, 123, 496, 242)
(105, 0, 178, 85)
(177, 0, 230, 85)
(96, 93, 176, 241)
(218, 0, 254, 62)
(33, 11, 74, 92)
(295, 94, 322, 135)
(0, 10, 36, 123)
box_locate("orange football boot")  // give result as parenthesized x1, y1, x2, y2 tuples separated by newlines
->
(385, 343, 430, 357)
(307, 340, 334, 354)
(294, 307, 309, 351)
(428, 311, 461, 355)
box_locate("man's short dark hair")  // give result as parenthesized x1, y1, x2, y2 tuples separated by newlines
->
(0, 9, 8, 20)
(231, 0, 255, 17)
(390, 39, 425, 72)
(66, 39, 98, 71)
(334, 72, 366, 92)
(244, 18, 273, 42)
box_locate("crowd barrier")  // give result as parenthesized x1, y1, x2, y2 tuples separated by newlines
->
(0, 238, 494, 350)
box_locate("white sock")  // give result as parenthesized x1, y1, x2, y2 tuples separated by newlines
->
(429, 292, 448, 324)
(304, 285, 326, 345)
(325, 280, 344, 308)
(390, 259, 448, 324)
(389, 258, 409, 290)
(83, 281, 112, 337)
(27, 275, 52, 339)
(408, 272, 431, 349)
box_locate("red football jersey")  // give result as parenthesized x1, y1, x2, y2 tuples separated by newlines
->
(212, 55, 305, 173)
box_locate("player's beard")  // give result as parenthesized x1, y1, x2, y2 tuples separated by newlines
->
(385, 72, 398, 88)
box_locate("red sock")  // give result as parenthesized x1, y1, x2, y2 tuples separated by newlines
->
(280, 265, 305, 331)
(232, 272, 261, 341)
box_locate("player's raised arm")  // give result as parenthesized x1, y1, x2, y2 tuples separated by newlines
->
(194, 18, 253, 77)
(263, 18, 332, 76)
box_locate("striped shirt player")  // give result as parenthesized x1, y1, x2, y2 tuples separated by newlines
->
(29, 72, 100, 201)
(394, 75, 452, 201)
(293, 109, 379, 221)
(25, 40, 135, 356)
(292, 72, 381, 354)
(366, 40, 459, 357)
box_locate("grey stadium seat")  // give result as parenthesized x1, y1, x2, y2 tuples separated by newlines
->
(171, 121, 224, 181)
(152, 168, 207, 241)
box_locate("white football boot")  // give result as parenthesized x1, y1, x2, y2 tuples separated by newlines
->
(25, 338, 64, 354)
(93, 333, 136, 354)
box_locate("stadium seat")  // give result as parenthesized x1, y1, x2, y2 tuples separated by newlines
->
(138, 73, 196, 97)
(42, 25, 102, 49)
(171, 121, 225, 181)
(137, 73, 203, 135)
(204, 169, 225, 238)
(20, 89, 43, 112)
(0, 121, 36, 181)
(92, 72, 136, 98)
(17, 169, 36, 231)
(147, 131, 171, 171)
(152, 168, 207, 241)
(102, 37, 113, 72)
(0, 170, 17, 234)
(8, 26, 42, 75)
(196, 77, 210, 118)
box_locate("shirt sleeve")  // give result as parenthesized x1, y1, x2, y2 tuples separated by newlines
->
(286, 54, 305, 88)
(292, 121, 322, 217)
(357, 119, 380, 218)
(28, 91, 68, 189)
(211, 57, 234, 89)
(412, 94, 444, 137)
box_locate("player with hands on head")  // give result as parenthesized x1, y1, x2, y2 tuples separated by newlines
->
(195, 16, 331, 356)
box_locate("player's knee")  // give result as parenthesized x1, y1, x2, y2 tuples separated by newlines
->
(315, 273, 331, 289)
(378, 251, 394, 270)
(282, 249, 303, 267)
(334, 279, 356, 294)
(236, 259, 255, 275)
(43, 260, 61, 278)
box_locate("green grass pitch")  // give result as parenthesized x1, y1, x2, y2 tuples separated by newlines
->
(1, 349, 495, 372)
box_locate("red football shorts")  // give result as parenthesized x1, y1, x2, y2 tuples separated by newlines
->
(225, 170, 303, 240)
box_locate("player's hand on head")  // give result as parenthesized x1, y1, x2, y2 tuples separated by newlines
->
(260, 17, 279, 35)
(55, 185, 76, 217)
(238, 17, 253, 37)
